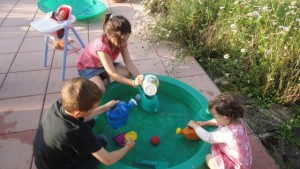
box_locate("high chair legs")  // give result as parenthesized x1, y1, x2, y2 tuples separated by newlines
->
(43, 24, 84, 80)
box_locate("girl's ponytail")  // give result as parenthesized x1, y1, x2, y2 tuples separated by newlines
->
(103, 13, 112, 30)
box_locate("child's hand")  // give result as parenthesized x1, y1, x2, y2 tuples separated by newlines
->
(105, 100, 119, 109)
(125, 138, 135, 151)
(196, 121, 206, 127)
(187, 120, 198, 129)
(134, 74, 144, 86)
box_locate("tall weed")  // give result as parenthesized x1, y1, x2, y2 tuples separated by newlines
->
(143, 0, 300, 104)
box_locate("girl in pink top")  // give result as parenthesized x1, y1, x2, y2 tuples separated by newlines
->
(77, 13, 144, 93)
(188, 93, 252, 169)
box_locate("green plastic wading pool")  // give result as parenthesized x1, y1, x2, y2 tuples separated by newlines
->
(37, 0, 106, 20)
(93, 75, 215, 169)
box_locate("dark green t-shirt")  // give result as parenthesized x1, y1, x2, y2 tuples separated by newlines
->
(33, 99, 102, 169)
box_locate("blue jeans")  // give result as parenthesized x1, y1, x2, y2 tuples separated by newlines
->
(78, 62, 120, 79)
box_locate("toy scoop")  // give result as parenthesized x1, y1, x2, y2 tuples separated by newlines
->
(176, 127, 200, 140)
(125, 131, 137, 141)
(136, 158, 169, 169)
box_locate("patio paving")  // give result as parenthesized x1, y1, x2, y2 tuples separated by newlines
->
(0, 0, 279, 169)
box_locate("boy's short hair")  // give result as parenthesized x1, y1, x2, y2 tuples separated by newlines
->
(61, 77, 102, 113)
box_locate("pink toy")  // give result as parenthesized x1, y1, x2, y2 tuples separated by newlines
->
(113, 133, 125, 146)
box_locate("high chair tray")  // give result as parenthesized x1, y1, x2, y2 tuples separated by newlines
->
(30, 15, 76, 33)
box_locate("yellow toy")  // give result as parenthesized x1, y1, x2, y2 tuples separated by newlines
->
(125, 131, 137, 141)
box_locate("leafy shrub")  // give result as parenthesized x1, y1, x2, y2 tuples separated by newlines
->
(143, 0, 300, 104)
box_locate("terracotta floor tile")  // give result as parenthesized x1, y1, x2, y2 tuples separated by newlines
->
(0, 37, 24, 54)
(0, 0, 18, 8)
(0, 74, 5, 85)
(19, 36, 47, 53)
(89, 31, 104, 43)
(31, 158, 37, 169)
(0, 130, 36, 169)
(26, 27, 44, 37)
(69, 31, 89, 47)
(0, 26, 28, 39)
(10, 51, 53, 72)
(109, 2, 133, 10)
(0, 70, 49, 99)
(0, 54, 15, 73)
(2, 15, 34, 27)
(134, 58, 169, 76)
(51, 51, 80, 69)
(46, 68, 79, 93)
(178, 75, 221, 101)
(42, 93, 60, 117)
(128, 43, 159, 60)
(0, 95, 44, 134)
(154, 43, 177, 58)
(8, 7, 37, 16)
(129, 0, 143, 10)
(162, 57, 206, 78)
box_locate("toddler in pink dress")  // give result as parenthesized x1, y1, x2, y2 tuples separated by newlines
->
(188, 93, 252, 169)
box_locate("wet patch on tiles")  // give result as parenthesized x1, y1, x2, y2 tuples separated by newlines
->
(0, 130, 36, 145)
(0, 110, 17, 134)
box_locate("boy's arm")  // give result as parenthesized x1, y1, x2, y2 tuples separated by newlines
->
(83, 100, 118, 122)
(92, 140, 135, 166)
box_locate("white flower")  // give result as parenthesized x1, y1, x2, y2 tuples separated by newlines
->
(220, 6, 225, 10)
(247, 11, 262, 18)
(262, 6, 269, 11)
(291, 1, 296, 6)
(264, 50, 271, 55)
(241, 49, 246, 53)
(230, 24, 237, 29)
(224, 54, 230, 59)
(225, 73, 230, 77)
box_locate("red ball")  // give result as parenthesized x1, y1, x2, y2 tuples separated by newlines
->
(151, 136, 160, 145)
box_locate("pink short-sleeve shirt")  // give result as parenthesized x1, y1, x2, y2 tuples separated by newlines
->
(77, 36, 121, 70)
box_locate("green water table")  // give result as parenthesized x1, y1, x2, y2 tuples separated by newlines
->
(94, 75, 215, 169)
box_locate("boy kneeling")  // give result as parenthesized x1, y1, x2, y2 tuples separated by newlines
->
(33, 77, 134, 169)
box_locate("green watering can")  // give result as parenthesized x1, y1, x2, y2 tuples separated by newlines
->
(136, 74, 159, 113)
